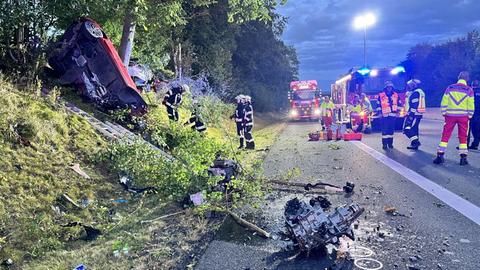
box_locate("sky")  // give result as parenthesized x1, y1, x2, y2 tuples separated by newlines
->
(278, 0, 480, 91)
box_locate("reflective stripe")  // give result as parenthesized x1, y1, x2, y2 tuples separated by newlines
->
(245, 123, 254, 126)
(246, 138, 255, 142)
(382, 135, 394, 139)
(410, 136, 419, 141)
(411, 98, 419, 103)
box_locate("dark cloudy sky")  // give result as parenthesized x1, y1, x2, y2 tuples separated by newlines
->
(278, 0, 480, 91)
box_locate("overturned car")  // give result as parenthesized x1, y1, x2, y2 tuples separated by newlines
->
(48, 18, 147, 115)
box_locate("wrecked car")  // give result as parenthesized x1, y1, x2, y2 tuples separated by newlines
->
(48, 18, 148, 115)
(128, 60, 154, 92)
(284, 198, 364, 254)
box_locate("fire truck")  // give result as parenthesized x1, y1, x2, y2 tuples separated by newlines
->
(331, 67, 408, 130)
(288, 80, 322, 120)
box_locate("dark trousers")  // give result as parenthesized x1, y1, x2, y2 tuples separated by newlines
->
(167, 106, 179, 121)
(404, 115, 422, 145)
(244, 125, 255, 149)
(468, 118, 480, 148)
(236, 122, 244, 147)
(381, 116, 396, 146)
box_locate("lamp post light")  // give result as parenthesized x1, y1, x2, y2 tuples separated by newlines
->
(353, 13, 376, 67)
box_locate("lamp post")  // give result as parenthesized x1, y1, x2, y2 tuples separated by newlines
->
(353, 13, 376, 67)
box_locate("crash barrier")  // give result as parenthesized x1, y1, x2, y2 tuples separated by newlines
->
(64, 102, 175, 161)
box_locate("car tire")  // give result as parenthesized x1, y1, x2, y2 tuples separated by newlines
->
(83, 21, 103, 39)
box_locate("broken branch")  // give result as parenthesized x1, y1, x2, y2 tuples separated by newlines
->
(140, 210, 185, 224)
(227, 210, 271, 239)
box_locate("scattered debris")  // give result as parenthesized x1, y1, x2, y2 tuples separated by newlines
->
(227, 210, 271, 238)
(329, 144, 342, 150)
(70, 163, 91, 179)
(1, 258, 13, 267)
(60, 222, 101, 241)
(383, 205, 396, 214)
(208, 157, 240, 192)
(60, 194, 83, 209)
(308, 131, 321, 141)
(119, 175, 158, 194)
(73, 264, 86, 270)
(112, 199, 128, 204)
(140, 210, 186, 224)
(433, 202, 446, 208)
(459, 238, 471, 244)
(284, 197, 364, 253)
(189, 192, 205, 206)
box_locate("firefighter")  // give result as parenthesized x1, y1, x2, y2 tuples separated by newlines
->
(468, 80, 480, 150)
(434, 71, 475, 166)
(185, 100, 207, 132)
(403, 79, 426, 150)
(231, 95, 246, 149)
(360, 93, 373, 132)
(378, 81, 400, 149)
(162, 84, 188, 121)
(348, 95, 364, 133)
(321, 96, 334, 140)
(244, 96, 255, 150)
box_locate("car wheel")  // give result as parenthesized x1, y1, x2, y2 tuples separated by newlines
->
(83, 21, 103, 39)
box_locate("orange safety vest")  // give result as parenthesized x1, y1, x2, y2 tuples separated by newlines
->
(379, 92, 398, 117)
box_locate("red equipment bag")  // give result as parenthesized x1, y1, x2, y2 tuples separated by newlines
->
(343, 132, 362, 141)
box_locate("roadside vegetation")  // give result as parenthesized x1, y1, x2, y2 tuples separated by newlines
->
(0, 77, 285, 269)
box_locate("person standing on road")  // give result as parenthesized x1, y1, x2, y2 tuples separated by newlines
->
(244, 96, 255, 150)
(162, 84, 188, 121)
(434, 71, 474, 166)
(378, 81, 400, 149)
(321, 96, 334, 140)
(403, 79, 426, 150)
(468, 80, 480, 150)
(231, 95, 246, 149)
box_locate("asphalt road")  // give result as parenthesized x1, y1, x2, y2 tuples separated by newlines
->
(196, 118, 480, 270)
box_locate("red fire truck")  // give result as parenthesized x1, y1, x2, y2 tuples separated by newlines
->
(288, 80, 322, 120)
(331, 67, 407, 130)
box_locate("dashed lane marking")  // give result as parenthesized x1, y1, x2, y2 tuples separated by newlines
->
(351, 141, 480, 226)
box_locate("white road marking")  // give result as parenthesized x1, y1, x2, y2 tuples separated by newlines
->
(351, 141, 480, 226)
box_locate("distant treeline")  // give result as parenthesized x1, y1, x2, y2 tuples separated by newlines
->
(401, 30, 480, 106)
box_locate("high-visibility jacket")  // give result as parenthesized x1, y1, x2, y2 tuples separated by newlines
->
(405, 88, 426, 115)
(320, 101, 334, 117)
(163, 88, 182, 108)
(379, 91, 399, 117)
(441, 80, 474, 117)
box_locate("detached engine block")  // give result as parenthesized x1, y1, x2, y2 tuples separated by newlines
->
(284, 198, 364, 252)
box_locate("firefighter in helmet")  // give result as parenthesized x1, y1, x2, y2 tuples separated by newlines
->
(231, 95, 246, 149)
(244, 95, 255, 150)
(163, 84, 189, 121)
(434, 71, 474, 166)
(378, 81, 400, 149)
(185, 100, 207, 132)
(403, 79, 426, 150)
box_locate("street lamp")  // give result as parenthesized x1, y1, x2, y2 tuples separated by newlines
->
(353, 13, 376, 67)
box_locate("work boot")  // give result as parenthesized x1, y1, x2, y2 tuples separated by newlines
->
(246, 141, 255, 150)
(238, 139, 244, 149)
(433, 153, 445, 165)
(382, 144, 388, 150)
(388, 144, 394, 149)
(407, 145, 418, 150)
(460, 154, 469, 166)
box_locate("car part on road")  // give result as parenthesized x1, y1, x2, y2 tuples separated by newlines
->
(305, 181, 355, 194)
(48, 18, 148, 115)
(284, 198, 364, 254)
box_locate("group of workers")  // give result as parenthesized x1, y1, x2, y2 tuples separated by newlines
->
(232, 95, 255, 150)
(161, 84, 255, 150)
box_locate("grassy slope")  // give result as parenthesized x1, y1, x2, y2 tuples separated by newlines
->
(0, 82, 285, 269)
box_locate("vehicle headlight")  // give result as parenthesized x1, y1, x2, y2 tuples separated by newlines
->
(314, 109, 321, 115)
(290, 110, 299, 117)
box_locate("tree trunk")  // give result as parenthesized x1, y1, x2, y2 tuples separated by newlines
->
(119, 7, 137, 67)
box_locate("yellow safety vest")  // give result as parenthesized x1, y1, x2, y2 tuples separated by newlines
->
(441, 80, 474, 117)
(321, 101, 334, 117)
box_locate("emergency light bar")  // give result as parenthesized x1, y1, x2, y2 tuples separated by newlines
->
(290, 80, 318, 91)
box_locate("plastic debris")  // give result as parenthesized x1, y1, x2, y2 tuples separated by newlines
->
(73, 264, 85, 270)
(190, 192, 204, 206)
(70, 163, 91, 179)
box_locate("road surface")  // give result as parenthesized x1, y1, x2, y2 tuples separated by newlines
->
(196, 117, 480, 270)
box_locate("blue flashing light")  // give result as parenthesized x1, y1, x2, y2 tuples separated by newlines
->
(357, 68, 371, 76)
(391, 66, 406, 75)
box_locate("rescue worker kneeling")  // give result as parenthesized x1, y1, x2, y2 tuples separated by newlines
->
(231, 95, 246, 149)
(244, 96, 255, 150)
(185, 100, 207, 132)
(403, 79, 426, 150)
(348, 95, 367, 133)
(434, 71, 475, 166)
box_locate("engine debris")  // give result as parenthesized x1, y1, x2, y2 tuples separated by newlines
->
(284, 198, 364, 253)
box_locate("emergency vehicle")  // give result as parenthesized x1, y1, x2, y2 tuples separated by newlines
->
(288, 80, 322, 120)
(331, 67, 407, 130)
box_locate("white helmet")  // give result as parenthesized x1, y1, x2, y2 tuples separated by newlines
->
(407, 79, 421, 87)
(235, 95, 245, 102)
(244, 95, 252, 102)
(181, 84, 190, 93)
